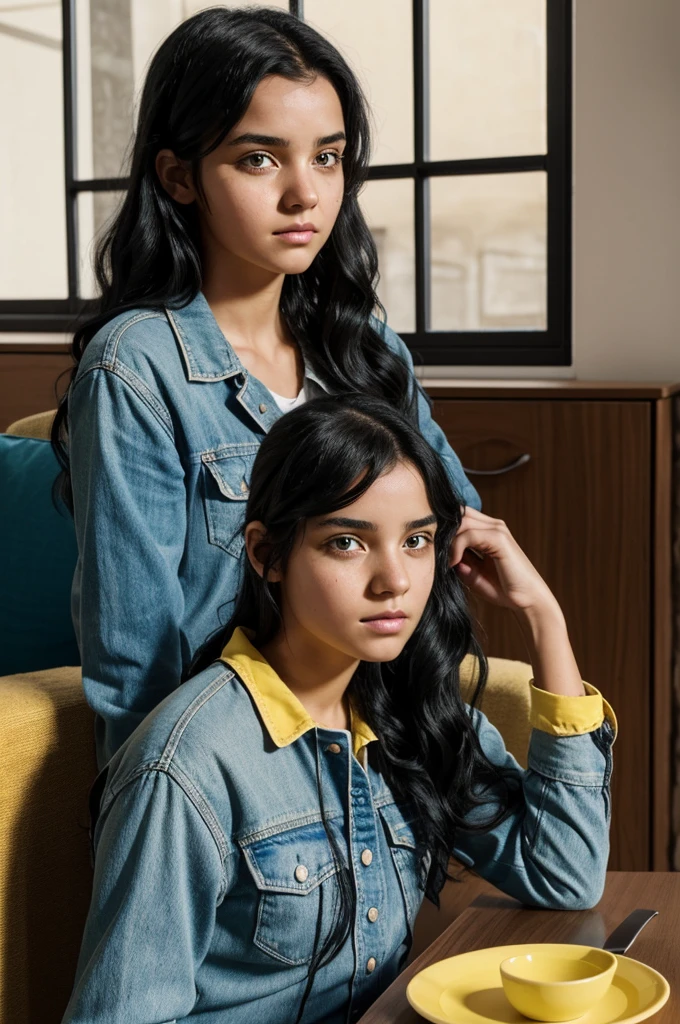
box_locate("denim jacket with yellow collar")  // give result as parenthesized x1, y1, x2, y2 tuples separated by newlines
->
(68, 292, 481, 767)
(62, 629, 616, 1024)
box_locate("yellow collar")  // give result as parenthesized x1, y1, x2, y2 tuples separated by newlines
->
(220, 627, 378, 759)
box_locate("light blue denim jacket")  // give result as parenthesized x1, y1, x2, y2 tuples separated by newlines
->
(68, 292, 481, 766)
(62, 630, 615, 1024)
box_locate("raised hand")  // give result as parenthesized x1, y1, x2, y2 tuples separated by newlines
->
(451, 508, 585, 697)
(450, 507, 557, 615)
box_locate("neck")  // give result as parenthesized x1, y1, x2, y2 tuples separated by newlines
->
(260, 630, 359, 733)
(201, 247, 288, 355)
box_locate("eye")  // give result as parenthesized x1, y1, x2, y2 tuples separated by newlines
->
(240, 152, 276, 170)
(315, 150, 343, 168)
(404, 534, 431, 550)
(328, 536, 361, 552)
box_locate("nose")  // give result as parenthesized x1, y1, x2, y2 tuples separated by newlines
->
(280, 161, 319, 212)
(369, 550, 410, 599)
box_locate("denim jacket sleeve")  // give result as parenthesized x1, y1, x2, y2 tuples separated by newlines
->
(376, 321, 482, 510)
(453, 708, 614, 910)
(70, 364, 187, 765)
(61, 769, 229, 1024)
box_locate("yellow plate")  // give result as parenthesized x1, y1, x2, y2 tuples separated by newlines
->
(406, 944, 670, 1024)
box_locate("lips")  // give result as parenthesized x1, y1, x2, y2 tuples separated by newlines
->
(360, 611, 408, 635)
(273, 223, 318, 245)
(273, 223, 318, 236)
(361, 610, 406, 622)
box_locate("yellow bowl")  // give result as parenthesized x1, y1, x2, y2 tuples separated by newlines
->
(499, 947, 618, 1021)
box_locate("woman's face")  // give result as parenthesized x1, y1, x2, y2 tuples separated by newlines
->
(161, 74, 347, 278)
(255, 461, 438, 667)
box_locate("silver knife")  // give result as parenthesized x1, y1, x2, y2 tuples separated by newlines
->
(569, 908, 658, 954)
(603, 909, 658, 954)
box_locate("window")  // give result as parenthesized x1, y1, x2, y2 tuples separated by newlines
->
(0, 0, 571, 365)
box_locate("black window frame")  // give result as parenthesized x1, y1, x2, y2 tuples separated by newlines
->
(0, 0, 571, 367)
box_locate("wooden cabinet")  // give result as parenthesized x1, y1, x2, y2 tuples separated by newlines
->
(0, 342, 72, 432)
(425, 381, 679, 872)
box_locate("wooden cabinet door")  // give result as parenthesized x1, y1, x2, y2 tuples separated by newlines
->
(0, 352, 72, 431)
(434, 399, 652, 871)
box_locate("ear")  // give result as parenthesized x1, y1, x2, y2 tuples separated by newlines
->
(245, 521, 283, 582)
(155, 149, 197, 205)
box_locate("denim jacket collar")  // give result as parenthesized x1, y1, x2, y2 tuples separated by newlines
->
(220, 627, 377, 758)
(164, 291, 328, 394)
(165, 292, 242, 382)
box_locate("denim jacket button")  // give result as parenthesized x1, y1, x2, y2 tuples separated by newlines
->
(294, 864, 309, 882)
(240, 479, 248, 493)
(327, 743, 342, 754)
(367, 907, 379, 923)
(366, 957, 377, 973)
(259, 403, 268, 413)
(361, 849, 373, 866)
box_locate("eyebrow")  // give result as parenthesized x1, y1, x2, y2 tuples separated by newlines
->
(315, 513, 437, 531)
(226, 131, 346, 148)
(405, 514, 438, 530)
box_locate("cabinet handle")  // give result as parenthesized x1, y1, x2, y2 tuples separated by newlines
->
(463, 453, 531, 477)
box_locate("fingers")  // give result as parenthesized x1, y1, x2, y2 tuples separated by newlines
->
(455, 550, 483, 579)
(448, 520, 512, 569)
(460, 506, 508, 529)
(460, 504, 488, 520)
(454, 551, 505, 605)
(453, 509, 510, 555)
(450, 528, 494, 564)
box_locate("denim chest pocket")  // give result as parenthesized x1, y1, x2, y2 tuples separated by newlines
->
(240, 820, 340, 966)
(378, 803, 426, 932)
(201, 443, 259, 558)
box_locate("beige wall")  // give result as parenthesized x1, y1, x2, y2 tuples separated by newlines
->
(0, 1, 66, 300)
(571, 0, 680, 382)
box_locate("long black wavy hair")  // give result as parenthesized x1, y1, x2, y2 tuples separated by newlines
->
(51, 5, 416, 504)
(194, 395, 520, 1020)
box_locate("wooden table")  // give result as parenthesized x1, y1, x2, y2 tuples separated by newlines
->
(359, 873, 678, 1023)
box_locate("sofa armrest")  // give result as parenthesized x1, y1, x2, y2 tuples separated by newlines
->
(5, 410, 57, 440)
(0, 666, 96, 1023)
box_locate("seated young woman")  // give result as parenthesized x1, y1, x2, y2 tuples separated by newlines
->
(62, 396, 616, 1024)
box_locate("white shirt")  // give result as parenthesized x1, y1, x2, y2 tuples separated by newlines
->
(268, 384, 308, 413)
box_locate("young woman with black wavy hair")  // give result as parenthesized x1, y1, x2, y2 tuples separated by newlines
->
(51, 5, 480, 767)
(62, 396, 616, 1024)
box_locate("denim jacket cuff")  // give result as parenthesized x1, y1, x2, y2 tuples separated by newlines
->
(527, 722, 615, 786)
(529, 682, 618, 738)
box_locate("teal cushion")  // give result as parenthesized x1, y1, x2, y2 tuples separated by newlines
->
(0, 435, 80, 674)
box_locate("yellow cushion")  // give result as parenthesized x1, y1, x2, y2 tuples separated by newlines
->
(0, 666, 95, 1023)
(461, 654, 533, 768)
(5, 410, 57, 440)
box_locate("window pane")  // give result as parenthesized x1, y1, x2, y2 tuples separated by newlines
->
(76, 0, 289, 181)
(305, 0, 413, 165)
(76, 0, 133, 179)
(429, 0, 546, 161)
(0, 0, 67, 298)
(78, 191, 125, 298)
(360, 179, 415, 334)
(430, 172, 546, 330)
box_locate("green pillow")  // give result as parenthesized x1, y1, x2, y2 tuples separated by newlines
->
(0, 435, 80, 675)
